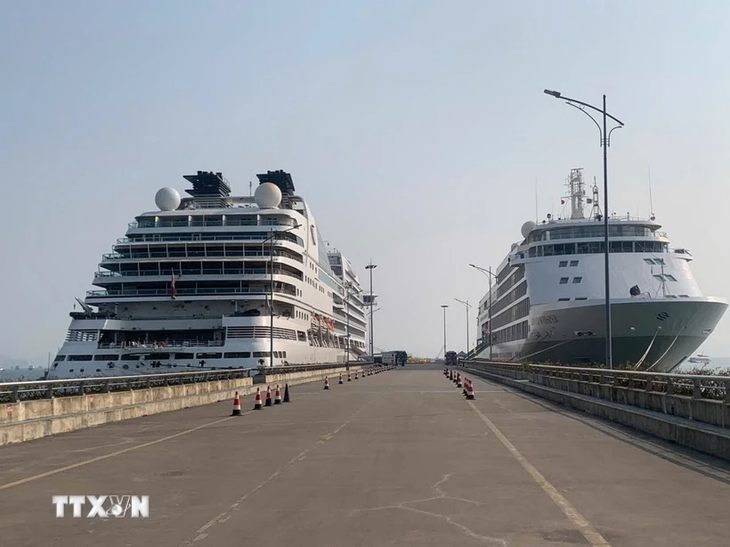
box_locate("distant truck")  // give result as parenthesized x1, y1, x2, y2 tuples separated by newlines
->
(444, 351, 458, 366)
(382, 350, 408, 366)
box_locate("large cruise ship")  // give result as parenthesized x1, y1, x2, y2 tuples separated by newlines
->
(474, 168, 727, 372)
(48, 170, 369, 378)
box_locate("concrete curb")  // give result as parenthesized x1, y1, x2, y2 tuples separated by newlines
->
(0, 366, 362, 447)
(465, 367, 730, 461)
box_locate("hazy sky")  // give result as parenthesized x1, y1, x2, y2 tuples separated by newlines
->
(2, 1, 730, 362)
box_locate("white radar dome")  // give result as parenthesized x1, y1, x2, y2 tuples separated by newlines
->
(521, 221, 537, 239)
(155, 187, 181, 211)
(254, 182, 282, 209)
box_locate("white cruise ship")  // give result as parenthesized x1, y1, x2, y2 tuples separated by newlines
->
(48, 170, 369, 378)
(474, 168, 727, 372)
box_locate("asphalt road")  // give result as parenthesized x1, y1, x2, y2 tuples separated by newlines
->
(1, 365, 729, 546)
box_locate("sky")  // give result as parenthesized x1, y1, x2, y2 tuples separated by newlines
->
(2, 0, 730, 363)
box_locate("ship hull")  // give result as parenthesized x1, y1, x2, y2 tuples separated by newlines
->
(479, 297, 727, 372)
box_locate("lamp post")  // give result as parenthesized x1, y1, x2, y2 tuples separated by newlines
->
(454, 298, 471, 356)
(365, 261, 377, 360)
(441, 304, 448, 360)
(263, 224, 300, 368)
(469, 263, 497, 361)
(544, 89, 624, 369)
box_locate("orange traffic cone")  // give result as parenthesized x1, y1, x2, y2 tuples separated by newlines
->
(466, 379, 475, 400)
(324, 377, 330, 390)
(355, 371, 359, 379)
(339, 373, 344, 385)
(348, 371, 351, 382)
(274, 385, 282, 404)
(283, 383, 291, 403)
(265, 386, 273, 407)
(253, 388, 263, 410)
(231, 391, 242, 416)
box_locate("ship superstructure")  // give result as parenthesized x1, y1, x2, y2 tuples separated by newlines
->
(474, 168, 726, 372)
(49, 170, 368, 378)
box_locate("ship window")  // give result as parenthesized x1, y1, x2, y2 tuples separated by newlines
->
(653, 275, 664, 282)
(175, 352, 194, 359)
(570, 260, 579, 267)
(572, 277, 582, 284)
(224, 352, 251, 358)
(94, 354, 119, 361)
(54, 355, 66, 361)
(558, 298, 570, 301)
(655, 258, 665, 265)
(575, 297, 588, 300)
(665, 274, 677, 282)
(253, 351, 270, 357)
(644, 258, 655, 265)
(282, 351, 287, 358)
(121, 354, 140, 361)
(559, 261, 568, 267)
(68, 355, 93, 361)
(559, 277, 569, 284)
(679, 295, 689, 298)
(196, 352, 222, 359)
(122, 364, 129, 369)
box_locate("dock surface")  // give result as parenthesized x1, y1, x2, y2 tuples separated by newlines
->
(1, 366, 729, 546)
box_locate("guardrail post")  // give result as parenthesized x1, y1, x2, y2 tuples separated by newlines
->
(724, 380, 730, 404)
(127, 379, 133, 391)
(146, 378, 151, 389)
(79, 382, 85, 396)
(666, 378, 674, 396)
(46, 384, 53, 399)
(645, 376, 653, 392)
(692, 378, 702, 399)
(104, 380, 110, 393)
(12, 385, 19, 403)
(627, 375, 634, 390)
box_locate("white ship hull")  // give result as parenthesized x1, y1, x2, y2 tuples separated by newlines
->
(478, 297, 726, 372)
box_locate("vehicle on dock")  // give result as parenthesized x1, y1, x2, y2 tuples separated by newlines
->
(444, 351, 458, 366)
(382, 350, 407, 366)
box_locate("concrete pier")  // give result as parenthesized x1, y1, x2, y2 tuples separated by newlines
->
(1, 366, 729, 546)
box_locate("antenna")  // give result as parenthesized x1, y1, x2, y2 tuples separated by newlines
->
(648, 167, 655, 220)
(249, 180, 252, 197)
(535, 177, 538, 223)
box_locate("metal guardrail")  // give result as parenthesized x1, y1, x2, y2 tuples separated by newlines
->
(465, 360, 730, 403)
(0, 363, 365, 404)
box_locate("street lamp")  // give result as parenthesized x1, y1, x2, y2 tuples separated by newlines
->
(263, 223, 301, 368)
(544, 89, 624, 369)
(469, 263, 497, 361)
(441, 304, 448, 360)
(365, 261, 377, 360)
(454, 298, 471, 356)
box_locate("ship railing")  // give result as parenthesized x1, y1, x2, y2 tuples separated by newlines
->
(117, 234, 298, 244)
(0, 363, 367, 403)
(86, 286, 298, 298)
(101, 249, 304, 263)
(95, 268, 302, 280)
(97, 340, 225, 349)
(463, 360, 730, 427)
(128, 218, 298, 229)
